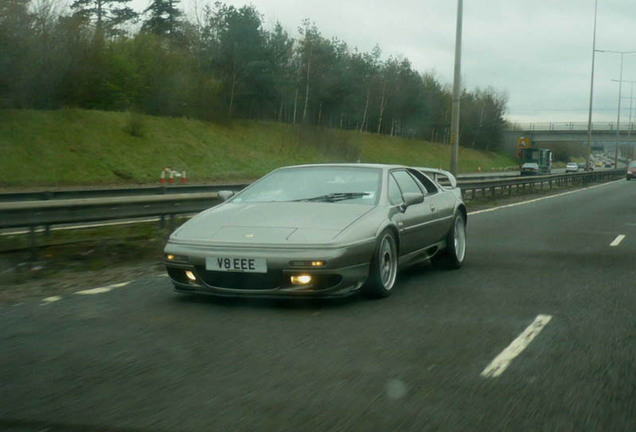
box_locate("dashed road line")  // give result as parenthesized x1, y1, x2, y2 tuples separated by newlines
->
(74, 281, 131, 296)
(41, 296, 62, 305)
(481, 314, 552, 378)
(39, 275, 169, 304)
(610, 234, 626, 247)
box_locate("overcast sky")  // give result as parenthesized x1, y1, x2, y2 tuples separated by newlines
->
(137, 0, 636, 126)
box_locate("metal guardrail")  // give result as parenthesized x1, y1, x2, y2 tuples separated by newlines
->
(0, 170, 625, 232)
(0, 193, 223, 230)
(458, 169, 624, 200)
(0, 183, 250, 203)
(0, 173, 517, 202)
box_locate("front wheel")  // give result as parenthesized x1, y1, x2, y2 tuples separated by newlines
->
(432, 212, 466, 270)
(362, 230, 398, 299)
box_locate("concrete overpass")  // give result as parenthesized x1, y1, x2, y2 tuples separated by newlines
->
(501, 121, 636, 156)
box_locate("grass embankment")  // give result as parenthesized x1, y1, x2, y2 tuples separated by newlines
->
(0, 109, 515, 187)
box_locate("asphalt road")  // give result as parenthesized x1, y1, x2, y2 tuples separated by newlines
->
(1, 180, 635, 432)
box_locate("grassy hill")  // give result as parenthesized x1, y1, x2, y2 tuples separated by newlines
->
(0, 109, 516, 187)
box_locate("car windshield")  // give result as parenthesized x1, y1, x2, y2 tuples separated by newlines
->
(231, 166, 382, 204)
(629, 161, 636, 168)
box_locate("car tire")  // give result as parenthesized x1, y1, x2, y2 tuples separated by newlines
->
(432, 212, 466, 270)
(362, 230, 398, 299)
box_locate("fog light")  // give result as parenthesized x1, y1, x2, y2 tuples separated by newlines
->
(185, 271, 197, 281)
(290, 274, 312, 285)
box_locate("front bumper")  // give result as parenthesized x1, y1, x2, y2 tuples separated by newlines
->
(520, 170, 538, 176)
(164, 241, 373, 298)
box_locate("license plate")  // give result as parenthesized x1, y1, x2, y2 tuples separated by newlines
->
(206, 257, 267, 273)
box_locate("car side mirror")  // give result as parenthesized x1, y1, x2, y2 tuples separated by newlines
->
(401, 192, 424, 211)
(217, 190, 235, 202)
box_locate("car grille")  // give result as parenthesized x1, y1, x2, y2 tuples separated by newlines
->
(194, 266, 284, 290)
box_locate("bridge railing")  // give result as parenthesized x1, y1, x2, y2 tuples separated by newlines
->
(508, 122, 636, 132)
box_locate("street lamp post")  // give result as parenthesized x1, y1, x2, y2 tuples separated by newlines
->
(611, 79, 636, 157)
(597, 50, 636, 165)
(450, 0, 463, 176)
(586, 0, 598, 172)
(614, 54, 624, 165)
(612, 79, 636, 160)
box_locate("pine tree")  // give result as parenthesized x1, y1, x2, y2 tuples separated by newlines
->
(70, 0, 137, 37)
(142, 0, 182, 37)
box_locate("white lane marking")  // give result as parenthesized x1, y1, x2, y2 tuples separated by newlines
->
(75, 281, 130, 295)
(468, 180, 622, 216)
(481, 314, 552, 378)
(41, 296, 62, 304)
(610, 235, 626, 247)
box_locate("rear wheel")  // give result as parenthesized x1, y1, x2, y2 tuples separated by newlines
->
(432, 212, 466, 269)
(362, 230, 398, 298)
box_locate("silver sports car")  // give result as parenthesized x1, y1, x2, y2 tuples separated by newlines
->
(164, 163, 466, 299)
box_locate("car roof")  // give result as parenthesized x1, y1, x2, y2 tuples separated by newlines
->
(281, 163, 406, 170)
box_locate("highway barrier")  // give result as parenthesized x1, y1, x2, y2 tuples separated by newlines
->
(458, 169, 623, 200)
(0, 169, 625, 253)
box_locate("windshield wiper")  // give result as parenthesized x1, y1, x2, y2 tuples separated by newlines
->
(295, 192, 370, 202)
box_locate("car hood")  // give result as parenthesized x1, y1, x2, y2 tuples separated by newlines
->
(171, 202, 375, 245)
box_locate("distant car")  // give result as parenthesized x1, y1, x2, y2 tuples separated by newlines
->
(164, 164, 467, 299)
(604, 162, 612, 168)
(520, 162, 539, 176)
(578, 163, 586, 170)
(595, 162, 603, 167)
(566, 162, 579, 172)
(627, 161, 636, 181)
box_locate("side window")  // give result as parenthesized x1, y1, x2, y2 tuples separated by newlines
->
(408, 170, 439, 194)
(392, 170, 423, 195)
(388, 175, 403, 205)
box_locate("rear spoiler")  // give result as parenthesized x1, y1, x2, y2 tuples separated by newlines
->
(414, 168, 458, 189)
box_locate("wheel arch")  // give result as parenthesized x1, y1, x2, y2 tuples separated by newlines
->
(376, 223, 401, 254)
(457, 203, 467, 225)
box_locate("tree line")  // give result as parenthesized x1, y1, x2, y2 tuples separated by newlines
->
(0, 0, 508, 150)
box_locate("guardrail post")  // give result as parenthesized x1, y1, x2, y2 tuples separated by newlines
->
(29, 226, 38, 262)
